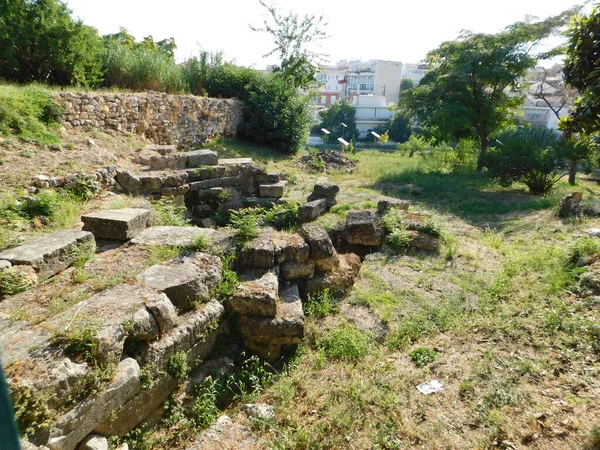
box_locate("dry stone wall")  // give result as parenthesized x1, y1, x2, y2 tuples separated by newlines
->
(54, 92, 243, 148)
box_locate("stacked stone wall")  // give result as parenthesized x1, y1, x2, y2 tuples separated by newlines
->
(54, 92, 243, 148)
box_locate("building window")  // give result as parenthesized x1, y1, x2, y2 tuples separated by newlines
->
(320, 96, 326, 105)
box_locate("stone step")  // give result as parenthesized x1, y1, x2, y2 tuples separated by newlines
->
(130, 226, 237, 256)
(227, 270, 278, 317)
(0, 230, 95, 281)
(137, 252, 222, 313)
(148, 149, 218, 170)
(235, 283, 305, 359)
(236, 227, 275, 271)
(259, 181, 286, 198)
(81, 208, 152, 241)
(187, 415, 258, 450)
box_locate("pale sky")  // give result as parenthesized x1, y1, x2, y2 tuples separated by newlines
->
(65, 0, 588, 68)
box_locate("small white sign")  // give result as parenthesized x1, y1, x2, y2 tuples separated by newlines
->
(321, 128, 331, 135)
(370, 131, 381, 139)
(337, 138, 349, 146)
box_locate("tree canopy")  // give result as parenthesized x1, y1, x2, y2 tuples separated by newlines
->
(0, 0, 104, 86)
(562, 6, 600, 136)
(250, 1, 329, 89)
(317, 100, 357, 140)
(401, 7, 580, 171)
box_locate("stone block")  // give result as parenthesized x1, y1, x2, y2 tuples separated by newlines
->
(237, 228, 275, 270)
(298, 225, 335, 261)
(235, 284, 304, 359)
(309, 183, 339, 198)
(79, 435, 108, 450)
(254, 173, 281, 184)
(377, 198, 410, 214)
(185, 150, 219, 167)
(228, 271, 278, 317)
(281, 260, 315, 280)
(299, 199, 328, 223)
(138, 300, 224, 369)
(305, 253, 361, 294)
(343, 211, 385, 247)
(0, 260, 12, 270)
(273, 231, 310, 263)
(137, 253, 222, 312)
(95, 372, 177, 437)
(46, 359, 140, 450)
(406, 230, 440, 252)
(187, 415, 257, 450)
(82, 208, 151, 241)
(130, 226, 213, 248)
(0, 230, 95, 281)
(259, 181, 286, 198)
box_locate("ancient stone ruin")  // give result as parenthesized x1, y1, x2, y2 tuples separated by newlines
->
(0, 143, 441, 450)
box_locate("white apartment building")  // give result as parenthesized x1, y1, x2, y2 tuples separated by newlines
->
(352, 95, 394, 137)
(400, 63, 427, 86)
(314, 59, 404, 105)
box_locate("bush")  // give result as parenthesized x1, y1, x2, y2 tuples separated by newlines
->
(316, 323, 375, 362)
(103, 43, 185, 93)
(409, 347, 438, 367)
(485, 126, 565, 194)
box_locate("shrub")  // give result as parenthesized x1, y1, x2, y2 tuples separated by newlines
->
(317, 323, 375, 362)
(229, 208, 261, 244)
(485, 126, 565, 194)
(397, 135, 429, 157)
(167, 351, 190, 382)
(217, 255, 239, 301)
(50, 324, 98, 365)
(151, 198, 190, 227)
(304, 289, 338, 317)
(0, 267, 34, 297)
(409, 347, 438, 367)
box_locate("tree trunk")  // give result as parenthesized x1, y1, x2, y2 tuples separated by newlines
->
(476, 131, 489, 172)
(568, 159, 578, 185)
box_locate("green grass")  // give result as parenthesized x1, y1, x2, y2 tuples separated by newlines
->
(316, 322, 376, 362)
(0, 84, 62, 146)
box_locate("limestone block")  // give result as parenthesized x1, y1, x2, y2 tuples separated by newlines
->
(298, 225, 336, 261)
(305, 253, 361, 294)
(0, 230, 95, 281)
(81, 208, 151, 241)
(259, 181, 286, 198)
(138, 253, 221, 312)
(307, 183, 339, 208)
(0, 260, 12, 270)
(377, 198, 410, 214)
(46, 358, 140, 450)
(185, 150, 218, 167)
(44, 284, 177, 366)
(342, 211, 385, 247)
(281, 259, 315, 281)
(138, 300, 224, 369)
(95, 372, 177, 437)
(130, 226, 211, 248)
(273, 231, 310, 263)
(228, 271, 278, 317)
(237, 228, 275, 270)
(406, 230, 439, 252)
(254, 173, 280, 184)
(242, 404, 275, 421)
(299, 199, 328, 223)
(187, 415, 257, 450)
(235, 284, 304, 359)
(78, 435, 108, 450)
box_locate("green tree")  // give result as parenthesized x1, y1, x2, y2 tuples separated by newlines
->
(486, 126, 565, 194)
(562, 6, 600, 136)
(0, 0, 104, 86)
(402, 8, 579, 171)
(388, 110, 412, 143)
(250, 1, 329, 89)
(399, 77, 415, 93)
(318, 99, 357, 140)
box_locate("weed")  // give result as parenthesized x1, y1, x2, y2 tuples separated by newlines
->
(478, 380, 528, 413)
(263, 201, 300, 231)
(443, 232, 458, 259)
(67, 364, 116, 405)
(583, 426, 600, 450)
(192, 376, 220, 428)
(147, 245, 181, 266)
(459, 380, 476, 400)
(152, 197, 190, 227)
(71, 268, 92, 284)
(330, 203, 353, 217)
(167, 351, 190, 382)
(187, 233, 209, 252)
(229, 208, 261, 244)
(304, 289, 338, 317)
(50, 324, 98, 365)
(19, 148, 36, 158)
(9, 384, 53, 437)
(409, 347, 437, 367)
(566, 237, 600, 267)
(386, 227, 411, 251)
(0, 267, 35, 296)
(139, 365, 155, 390)
(216, 255, 239, 301)
(316, 323, 375, 362)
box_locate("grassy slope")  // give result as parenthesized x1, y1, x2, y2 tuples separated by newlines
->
(239, 151, 600, 449)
